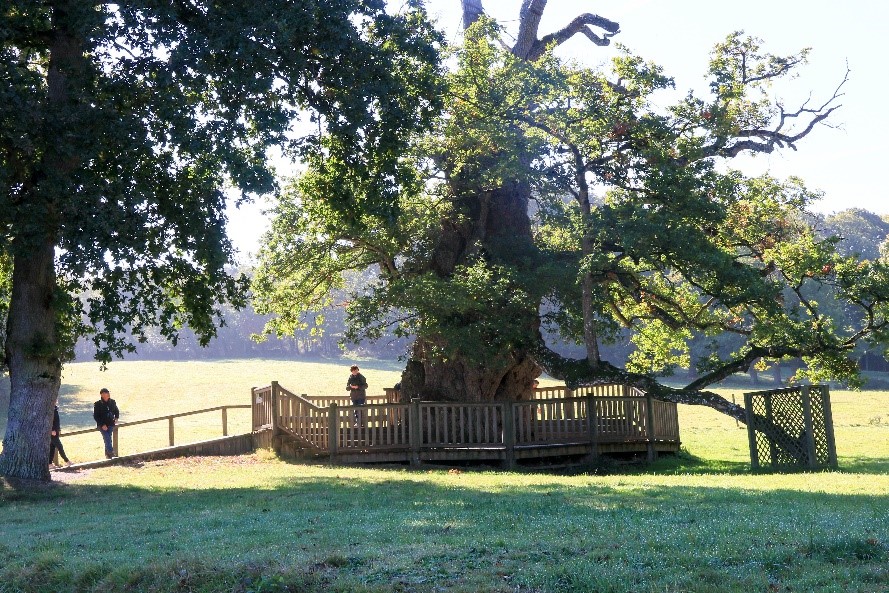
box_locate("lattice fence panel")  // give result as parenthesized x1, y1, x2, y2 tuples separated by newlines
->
(809, 388, 832, 466)
(744, 385, 837, 470)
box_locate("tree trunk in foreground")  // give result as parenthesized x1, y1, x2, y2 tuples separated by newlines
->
(0, 239, 62, 481)
(0, 2, 74, 480)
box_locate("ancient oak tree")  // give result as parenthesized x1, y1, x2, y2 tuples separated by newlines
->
(254, 1, 889, 428)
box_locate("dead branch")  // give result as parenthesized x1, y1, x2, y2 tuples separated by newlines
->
(527, 13, 620, 60)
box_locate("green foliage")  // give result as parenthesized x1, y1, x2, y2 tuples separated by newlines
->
(1, 0, 442, 364)
(348, 259, 539, 363)
(254, 11, 887, 402)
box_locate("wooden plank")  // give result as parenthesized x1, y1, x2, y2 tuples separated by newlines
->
(503, 403, 515, 469)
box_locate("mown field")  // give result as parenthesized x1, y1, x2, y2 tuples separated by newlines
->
(0, 358, 406, 461)
(1, 359, 888, 592)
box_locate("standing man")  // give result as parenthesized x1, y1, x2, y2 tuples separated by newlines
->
(49, 405, 72, 467)
(346, 365, 368, 427)
(93, 388, 120, 459)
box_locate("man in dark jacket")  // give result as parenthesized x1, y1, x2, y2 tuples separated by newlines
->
(93, 388, 120, 459)
(346, 365, 368, 427)
(49, 405, 72, 467)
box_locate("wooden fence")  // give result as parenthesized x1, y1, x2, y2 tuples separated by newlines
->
(253, 382, 680, 467)
(744, 384, 837, 470)
(54, 404, 251, 462)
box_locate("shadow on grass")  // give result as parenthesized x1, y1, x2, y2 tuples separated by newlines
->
(2, 458, 888, 593)
(548, 448, 889, 477)
(562, 446, 889, 477)
(603, 448, 751, 475)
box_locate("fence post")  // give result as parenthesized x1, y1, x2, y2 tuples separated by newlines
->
(168, 417, 175, 447)
(503, 402, 516, 470)
(586, 393, 598, 462)
(251, 387, 257, 431)
(645, 393, 657, 462)
(112, 425, 119, 457)
(328, 403, 338, 462)
(409, 398, 421, 466)
(820, 385, 838, 468)
(222, 407, 228, 437)
(800, 385, 818, 469)
(744, 392, 759, 470)
(299, 395, 309, 436)
(270, 381, 281, 436)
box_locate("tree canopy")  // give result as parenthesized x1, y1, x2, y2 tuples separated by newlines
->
(254, 3, 889, 422)
(0, 0, 442, 480)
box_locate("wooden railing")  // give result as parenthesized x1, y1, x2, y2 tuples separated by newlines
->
(55, 404, 251, 461)
(254, 383, 680, 465)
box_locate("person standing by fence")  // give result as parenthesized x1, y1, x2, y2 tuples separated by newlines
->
(93, 388, 120, 459)
(346, 365, 368, 427)
(49, 405, 72, 467)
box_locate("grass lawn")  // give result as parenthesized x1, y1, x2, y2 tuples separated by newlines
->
(0, 358, 406, 461)
(1, 359, 888, 592)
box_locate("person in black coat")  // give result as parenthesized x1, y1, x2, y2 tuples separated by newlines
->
(93, 388, 120, 459)
(49, 405, 72, 467)
(346, 365, 368, 426)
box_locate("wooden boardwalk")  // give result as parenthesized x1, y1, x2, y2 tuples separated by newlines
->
(254, 383, 680, 468)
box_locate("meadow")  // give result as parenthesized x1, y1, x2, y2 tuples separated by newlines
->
(1, 359, 887, 592)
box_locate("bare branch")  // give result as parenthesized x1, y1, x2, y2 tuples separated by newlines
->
(527, 13, 620, 60)
(532, 340, 749, 422)
(704, 66, 848, 158)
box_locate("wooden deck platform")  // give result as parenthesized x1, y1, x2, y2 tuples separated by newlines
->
(254, 382, 681, 468)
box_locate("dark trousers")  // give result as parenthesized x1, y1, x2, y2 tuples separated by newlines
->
(50, 435, 69, 463)
(352, 396, 366, 426)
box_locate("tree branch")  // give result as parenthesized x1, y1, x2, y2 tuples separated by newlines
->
(528, 13, 620, 61)
(531, 338, 748, 422)
(461, 0, 485, 30)
(704, 67, 848, 158)
(513, 0, 548, 59)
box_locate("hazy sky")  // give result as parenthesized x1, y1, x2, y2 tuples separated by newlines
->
(226, 1, 888, 261)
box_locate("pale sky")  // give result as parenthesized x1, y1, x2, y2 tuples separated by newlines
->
(226, 1, 888, 261)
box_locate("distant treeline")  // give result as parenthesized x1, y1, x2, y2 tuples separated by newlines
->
(75, 209, 889, 387)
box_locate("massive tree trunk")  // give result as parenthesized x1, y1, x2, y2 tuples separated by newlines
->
(401, 338, 540, 402)
(402, 178, 542, 402)
(404, 1, 618, 403)
(0, 240, 62, 481)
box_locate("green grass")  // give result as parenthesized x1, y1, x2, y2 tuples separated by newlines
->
(1, 359, 888, 592)
(1, 455, 887, 593)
